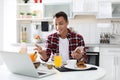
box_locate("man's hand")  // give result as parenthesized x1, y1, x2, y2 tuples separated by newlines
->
(71, 47, 84, 60)
(34, 44, 48, 60)
(34, 44, 42, 53)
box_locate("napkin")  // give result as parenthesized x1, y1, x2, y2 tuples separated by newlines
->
(55, 66, 97, 72)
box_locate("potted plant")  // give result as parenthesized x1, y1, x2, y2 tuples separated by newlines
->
(26, 12, 32, 18)
(23, 0, 29, 3)
(32, 13, 37, 18)
(32, 13, 36, 16)
(19, 12, 25, 18)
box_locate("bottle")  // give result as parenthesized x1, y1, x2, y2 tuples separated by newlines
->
(19, 42, 27, 54)
(20, 26, 27, 43)
(33, 24, 41, 43)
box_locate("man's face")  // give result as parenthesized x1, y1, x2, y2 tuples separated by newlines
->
(53, 16, 68, 35)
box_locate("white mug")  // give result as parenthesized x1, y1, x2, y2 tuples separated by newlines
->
(67, 59, 77, 68)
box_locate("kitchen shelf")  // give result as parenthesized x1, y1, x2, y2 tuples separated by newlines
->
(16, 0, 73, 44)
(17, 18, 43, 21)
(17, 3, 42, 6)
(12, 42, 45, 47)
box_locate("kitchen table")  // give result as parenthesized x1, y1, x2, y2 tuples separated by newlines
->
(0, 63, 105, 80)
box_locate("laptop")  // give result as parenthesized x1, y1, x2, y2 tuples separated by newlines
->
(0, 51, 56, 78)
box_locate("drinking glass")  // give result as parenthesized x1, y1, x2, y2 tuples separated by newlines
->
(54, 55, 62, 68)
(29, 52, 37, 62)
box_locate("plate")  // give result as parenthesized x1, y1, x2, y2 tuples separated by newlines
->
(64, 64, 92, 70)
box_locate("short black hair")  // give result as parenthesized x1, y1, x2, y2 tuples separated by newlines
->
(53, 11, 68, 22)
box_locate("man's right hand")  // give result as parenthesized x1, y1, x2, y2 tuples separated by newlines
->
(34, 44, 42, 53)
(34, 44, 48, 61)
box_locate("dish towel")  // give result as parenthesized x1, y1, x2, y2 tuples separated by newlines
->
(55, 66, 97, 72)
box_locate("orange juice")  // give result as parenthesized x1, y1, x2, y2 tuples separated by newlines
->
(54, 55, 62, 68)
(29, 52, 37, 62)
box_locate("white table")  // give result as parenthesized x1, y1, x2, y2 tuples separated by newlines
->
(0, 64, 105, 80)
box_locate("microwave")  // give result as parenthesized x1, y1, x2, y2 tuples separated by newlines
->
(43, 2, 73, 19)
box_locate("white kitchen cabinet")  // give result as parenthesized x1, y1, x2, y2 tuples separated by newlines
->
(43, 0, 72, 3)
(97, 1, 112, 18)
(111, 0, 120, 2)
(72, 0, 84, 13)
(43, 2, 72, 19)
(16, 1, 41, 43)
(100, 47, 120, 80)
(100, 47, 115, 80)
(116, 56, 120, 80)
(98, 0, 120, 2)
(16, 0, 73, 44)
(73, 0, 98, 16)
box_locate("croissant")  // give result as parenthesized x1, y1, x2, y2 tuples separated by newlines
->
(76, 61, 86, 68)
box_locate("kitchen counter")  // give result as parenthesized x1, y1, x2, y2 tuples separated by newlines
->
(10, 43, 120, 53)
(86, 43, 120, 48)
(13, 43, 120, 47)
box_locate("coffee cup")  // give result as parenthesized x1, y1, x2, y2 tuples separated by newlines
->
(67, 59, 77, 68)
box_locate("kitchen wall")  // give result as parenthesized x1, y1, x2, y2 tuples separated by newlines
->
(69, 15, 97, 44)
(69, 15, 112, 44)
(3, 0, 120, 52)
(36, 15, 113, 45)
(0, 0, 3, 50)
(3, 0, 16, 51)
(0, 0, 3, 65)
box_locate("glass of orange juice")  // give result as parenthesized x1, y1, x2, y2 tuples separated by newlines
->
(54, 54, 62, 68)
(29, 52, 37, 62)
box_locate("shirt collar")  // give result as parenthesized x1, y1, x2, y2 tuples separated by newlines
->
(56, 28, 72, 39)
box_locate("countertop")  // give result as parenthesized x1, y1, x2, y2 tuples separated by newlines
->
(13, 43, 120, 47)
(86, 43, 120, 48)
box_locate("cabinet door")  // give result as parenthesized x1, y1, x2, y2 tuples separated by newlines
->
(100, 47, 115, 80)
(116, 56, 120, 80)
(73, 0, 98, 15)
(97, 1, 112, 18)
(100, 54, 115, 80)
(43, 3, 72, 19)
(83, 0, 98, 13)
(43, 0, 72, 3)
(73, 0, 84, 12)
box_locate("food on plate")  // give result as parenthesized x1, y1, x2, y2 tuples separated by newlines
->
(34, 35, 40, 40)
(76, 61, 86, 68)
(47, 64, 53, 69)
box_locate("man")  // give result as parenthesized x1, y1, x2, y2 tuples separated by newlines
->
(34, 11, 87, 63)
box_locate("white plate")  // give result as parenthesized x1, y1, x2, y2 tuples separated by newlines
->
(64, 64, 92, 70)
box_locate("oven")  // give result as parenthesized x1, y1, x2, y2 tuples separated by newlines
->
(85, 46, 99, 66)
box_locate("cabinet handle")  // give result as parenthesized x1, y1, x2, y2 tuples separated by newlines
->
(114, 56, 116, 80)
(114, 56, 116, 66)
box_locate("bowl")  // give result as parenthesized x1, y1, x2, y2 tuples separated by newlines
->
(33, 62, 41, 69)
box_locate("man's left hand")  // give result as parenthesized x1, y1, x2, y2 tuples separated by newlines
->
(71, 47, 84, 60)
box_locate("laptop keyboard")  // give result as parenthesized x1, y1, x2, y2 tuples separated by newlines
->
(38, 72, 46, 75)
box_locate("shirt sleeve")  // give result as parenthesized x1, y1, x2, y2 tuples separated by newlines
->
(41, 36, 52, 62)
